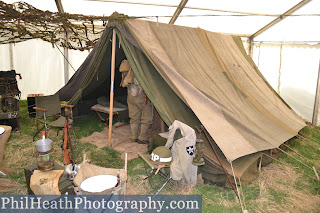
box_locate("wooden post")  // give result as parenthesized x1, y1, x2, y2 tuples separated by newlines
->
(124, 153, 128, 171)
(108, 28, 116, 147)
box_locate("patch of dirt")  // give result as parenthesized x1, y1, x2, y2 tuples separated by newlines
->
(80, 123, 149, 161)
(0, 178, 23, 193)
(80, 115, 163, 161)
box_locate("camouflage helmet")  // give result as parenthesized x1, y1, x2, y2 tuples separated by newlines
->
(151, 146, 172, 166)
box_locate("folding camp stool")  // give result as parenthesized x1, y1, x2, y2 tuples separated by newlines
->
(138, 153, 174, 195)
(90, 104, 128, 129)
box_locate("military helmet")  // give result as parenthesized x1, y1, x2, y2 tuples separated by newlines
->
(151, 146, 172, 166)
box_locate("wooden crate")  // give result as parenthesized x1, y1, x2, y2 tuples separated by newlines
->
(24, 163, 73, 195)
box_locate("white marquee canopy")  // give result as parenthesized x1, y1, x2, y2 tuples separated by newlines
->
(1, 0, 320, 122)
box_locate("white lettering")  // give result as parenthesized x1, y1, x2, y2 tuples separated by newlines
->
(30, 197, 41, 209)
(50, 200, 58, 210)
(24, 196, 28, 209)
(1, 197, 10, 209)
(74, 197, 83, 209)
(124, 200, 130, 209)
(0, 195, 199, 212)
(107, 200, 115, 209)
(11, 197, 19, 209)
(177, 200, 185, 209)
(138, 200, 147, 212)
(115, 200, 123, 212)
(19, 197, 25, 209)
(84, 197, 91, 209)
(131, 200, 138, 210)
(148, 196, 156, 210)
(92, 200, 101, 209)
(170, 200, 177, 210)
(65, 196, 73, 209)
(101, 198, 107, 209)
(151, 153, 160, 161)
(186, 200, 199, 209)
(42, 200, 49, 209)
(157, 201, 165, 212)
(58, 199, 64, 209)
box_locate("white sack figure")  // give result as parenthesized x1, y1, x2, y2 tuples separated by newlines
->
(165, 120, 197, 185)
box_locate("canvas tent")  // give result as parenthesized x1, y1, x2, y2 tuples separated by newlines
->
(58, 16, 306, 183)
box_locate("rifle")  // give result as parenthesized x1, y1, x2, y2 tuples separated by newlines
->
(62, 114, 74, 165)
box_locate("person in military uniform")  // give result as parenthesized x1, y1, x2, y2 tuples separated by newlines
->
(119, 59, 153, 144)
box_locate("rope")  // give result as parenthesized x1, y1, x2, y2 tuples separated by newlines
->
(230, 161, 245, 212)
(55, 44, 77, 72)
(263, 153, 320, 182)
(308, 125, 320, 135)
(282, 143, 320, 168)
(238, 177, 247, 210)
(300, 132, 320, 144)
(297, 135, 320, 151)
(277, 147, 313, 171)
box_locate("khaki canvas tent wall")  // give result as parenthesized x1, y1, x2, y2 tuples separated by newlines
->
(57, 17, 306, 184)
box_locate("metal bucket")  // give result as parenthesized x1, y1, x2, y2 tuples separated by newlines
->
(35, 138, 52, 153)
(64, 164, 80, 180)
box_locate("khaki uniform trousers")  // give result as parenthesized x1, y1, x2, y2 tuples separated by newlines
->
(127, 94, 153, 141)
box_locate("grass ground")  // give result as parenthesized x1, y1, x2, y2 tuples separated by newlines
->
(1, 100, 320, 212)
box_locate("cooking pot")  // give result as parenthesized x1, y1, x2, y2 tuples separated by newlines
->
(35, 138, 52, 153)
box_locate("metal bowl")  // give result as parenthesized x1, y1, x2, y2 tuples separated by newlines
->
(79, 175, 118, 195)
(35, 138, 52, 153)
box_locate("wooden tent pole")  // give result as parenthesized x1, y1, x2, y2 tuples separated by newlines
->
(108, 28, 116, 147)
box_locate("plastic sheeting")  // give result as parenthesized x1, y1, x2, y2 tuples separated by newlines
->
(0, 39, 89, 99)
(251, 43, 320, 123)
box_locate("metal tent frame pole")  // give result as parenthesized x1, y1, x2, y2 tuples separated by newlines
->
(55, 0, 69, 85)
(248, 0, 311, 58)
(312, 60, 320, 125)
(169, 0, 188, 24)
